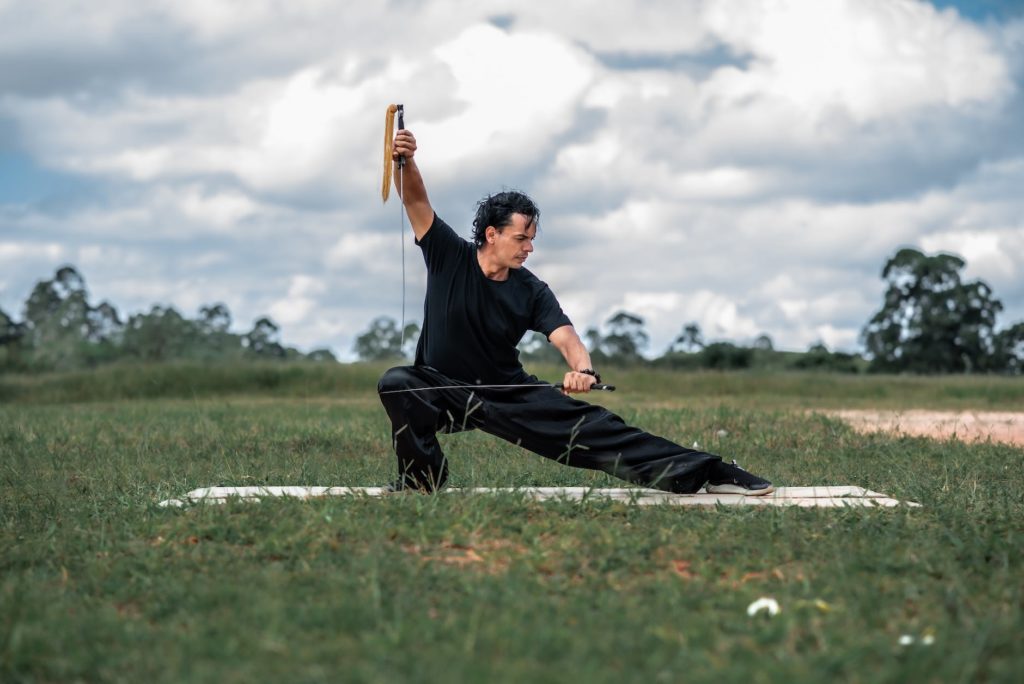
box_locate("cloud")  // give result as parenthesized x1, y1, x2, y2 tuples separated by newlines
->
(513, 0, 711, 54)
(268, 274, 325, 326)
(703, 0, 1012, 121)
(1, 0, 1022, 363)
(0, 240, 65, 262)
(421, 24, 596, 174)
(617, 289, 762, 348)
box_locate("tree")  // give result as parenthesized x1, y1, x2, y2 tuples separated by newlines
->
(0, 307, 24, 346)
(244, 317, 286, 358)
(668, 322, 704, 354)
(23, 265, 86, 323)
(353, 316, 419, 361)
(19, 265, 124, 369)
(599, 311, 649, 364)
(198, 303, 232, 334)
(23, 265, 88, 346)
(0, 306, 27, 371)
(24, 278, 63, 332)
(517, 331, 563, 365)
(7, 265, 332, 369)
(699, 342, 753, 370)
(581, 327, 606, 363)
(80, 300, 123, 365)
(790, 342, 860, 373)
(994, 323, 1024, 374)
(861, 248, 1003, 373)
(86, 302, 123, 343)
(191, 303, 243, 359)
(122, 306, 197, 361)
(753, 334, 774, 351)
(306, 348, 338, 362)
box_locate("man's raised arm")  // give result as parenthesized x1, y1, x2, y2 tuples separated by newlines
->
(392, 129, 434, 241)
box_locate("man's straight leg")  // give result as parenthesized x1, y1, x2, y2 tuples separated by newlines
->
(477, 387, 720, 494)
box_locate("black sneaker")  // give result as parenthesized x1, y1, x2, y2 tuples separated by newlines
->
(705, 460, 774, 496)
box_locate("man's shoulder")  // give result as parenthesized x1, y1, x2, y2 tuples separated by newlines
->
(512, 266, 548, 290)
(417, 214, 473, 272)
(418, 213, 468, 245)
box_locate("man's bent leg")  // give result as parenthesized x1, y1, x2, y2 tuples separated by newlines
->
(377, 366, 489, 492)
(378, 366, 451, 491)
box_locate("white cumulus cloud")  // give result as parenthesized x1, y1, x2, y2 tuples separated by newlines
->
(1, 0, 1022, 361)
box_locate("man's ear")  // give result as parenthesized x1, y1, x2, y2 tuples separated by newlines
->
(486, 226, 498, 244)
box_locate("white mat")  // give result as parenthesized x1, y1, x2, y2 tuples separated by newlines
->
(159, 485, 920, 508)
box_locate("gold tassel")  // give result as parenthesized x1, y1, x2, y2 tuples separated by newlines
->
(382, 103, 399, 203)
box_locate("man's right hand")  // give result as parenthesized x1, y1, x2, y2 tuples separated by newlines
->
(393, 129, 417, 163)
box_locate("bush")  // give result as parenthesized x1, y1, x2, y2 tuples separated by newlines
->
(790, 344, 862, 373)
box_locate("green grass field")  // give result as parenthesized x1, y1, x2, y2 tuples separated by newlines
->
(2, 363, 1022, 683)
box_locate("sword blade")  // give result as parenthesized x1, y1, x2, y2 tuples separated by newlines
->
(379, 383, 615, 395)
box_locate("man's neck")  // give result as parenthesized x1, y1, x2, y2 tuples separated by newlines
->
(476, 247, 509, 281)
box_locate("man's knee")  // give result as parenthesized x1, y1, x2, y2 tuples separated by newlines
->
(378, 366, 418, 395)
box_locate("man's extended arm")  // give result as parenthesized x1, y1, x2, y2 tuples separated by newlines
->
(392, 130, 434, 241)
(548, 325, 598, 394)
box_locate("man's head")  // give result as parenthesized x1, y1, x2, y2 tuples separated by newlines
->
(472, 191, 540, 247)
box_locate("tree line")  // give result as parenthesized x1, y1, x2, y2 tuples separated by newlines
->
(3, 247, 1022, 374)
(0, 266, 335, 372)
(355, 247, 1024, 375)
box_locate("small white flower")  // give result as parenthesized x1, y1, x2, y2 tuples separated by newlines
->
(692, 441, 700, 449)
(746, 597, 780, 617)
(716, 429, 729, 438)
(898, 635, 915, 646)
(921, 634, 935, 646)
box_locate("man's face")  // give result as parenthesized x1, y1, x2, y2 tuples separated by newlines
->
(487, 213, 536, 269)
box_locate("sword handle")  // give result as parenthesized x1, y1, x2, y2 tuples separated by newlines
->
(554, 383, 616, 392)
(396, 104, 405, 168)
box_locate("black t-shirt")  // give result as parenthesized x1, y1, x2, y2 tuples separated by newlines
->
(414, 214, 571, 385)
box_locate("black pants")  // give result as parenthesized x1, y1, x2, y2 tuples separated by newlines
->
(377, 366, 720, 493)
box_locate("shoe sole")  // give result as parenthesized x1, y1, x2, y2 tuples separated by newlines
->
(706, 484, 776, 496)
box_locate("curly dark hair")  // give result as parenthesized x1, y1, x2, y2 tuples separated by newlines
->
(471, 190, 540, 247)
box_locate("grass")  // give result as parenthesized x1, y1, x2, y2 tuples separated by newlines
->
(3, 360, 1024, 409)
(1, 363, 1022, 682)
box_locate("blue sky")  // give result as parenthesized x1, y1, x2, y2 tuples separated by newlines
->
(1, 0, 1022, 360)
(932, 0, 1024, 20)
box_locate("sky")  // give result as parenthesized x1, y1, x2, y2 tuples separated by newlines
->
(1, 0, 1022, 360)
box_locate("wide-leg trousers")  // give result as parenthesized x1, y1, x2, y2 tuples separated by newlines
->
(377, 365, 720, 493)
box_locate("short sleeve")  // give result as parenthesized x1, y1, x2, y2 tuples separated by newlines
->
(415, 214, 467, 273)
(531, 281, 572, 338)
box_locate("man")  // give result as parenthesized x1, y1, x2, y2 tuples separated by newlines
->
(378, 128, 773, 496)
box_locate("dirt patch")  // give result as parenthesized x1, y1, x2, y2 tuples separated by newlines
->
(401, 538, 528, 575)
(818, 410, 1024, 446)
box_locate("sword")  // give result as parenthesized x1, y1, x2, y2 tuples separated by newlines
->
(379, 382, 616, 395)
